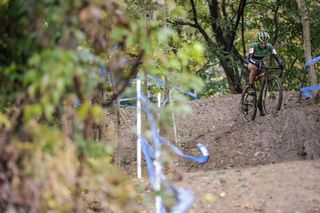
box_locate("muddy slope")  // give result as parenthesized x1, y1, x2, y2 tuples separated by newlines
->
(177, 92, 320, 171)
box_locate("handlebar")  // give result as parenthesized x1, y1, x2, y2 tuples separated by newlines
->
(261, 66, 282, 70)
(260, 66, 283, 78)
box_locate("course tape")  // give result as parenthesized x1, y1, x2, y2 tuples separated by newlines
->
(98, 66, 198, 100)
(159, 136, 209, 163)
(173, 85, 198, 100)
(91, 68, 205, 212)
(139, 94, 208, 212)
(141, 137, 156, 186)
(147, 75, 198, 100)
(141, 137, 194, 213)
(300, 84, 320, 98)
(108, 94, 155, 105)
(170, 188, 195, 213)
(305, 56, 320, 67)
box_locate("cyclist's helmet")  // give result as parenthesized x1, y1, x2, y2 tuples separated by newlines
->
(257, 31, 270, 44)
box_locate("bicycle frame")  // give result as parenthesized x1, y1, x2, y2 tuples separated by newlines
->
(241, 65, 283, 121)
(256, 66, 282, 87)
(256, 66, 283, 113)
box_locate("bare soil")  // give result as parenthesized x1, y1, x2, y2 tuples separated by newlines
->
(118, 91, 320, 213)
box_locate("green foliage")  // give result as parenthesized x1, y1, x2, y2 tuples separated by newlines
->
(0, 0, 141, 211)
(201, 74, 229, 97)
(2, 0, 320, 211)
(169, 0, 319, 94)
(242, 0, 319, 90)
(0, 0, 209, 211)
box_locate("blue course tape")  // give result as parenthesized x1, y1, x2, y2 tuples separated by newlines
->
(141, 137, 157, 187)
(100, 65, 104, 76)
(141, 136, 197, 213)
(159, 136, 209, 163)
(170, 188, 194, 213)
(137, 94, 209, 212)
(99, 65, 110, 77)
(73, 99, 81, 107)
(98, 68, 198, 99)
(147, 75, 198, 99)
(305, 56, 320, 67)
(120, 105, 136, 109)
(147, 74, 166, 87)
(173, 85, 198, 100)
(300, 84, 320, 98)
(112, 44, 119, 50)
(117, 97, 138, 102)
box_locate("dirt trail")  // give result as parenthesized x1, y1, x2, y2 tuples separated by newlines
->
(119, 91, 320, 212)
(177, 92, 320, 171)
(176, 160, 320, 213)
(172, 92, 320, 212)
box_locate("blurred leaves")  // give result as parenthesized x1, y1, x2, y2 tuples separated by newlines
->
(0, 113, 11, 130)
(0, 0, 142, 212)
(4, 0, 319, 212)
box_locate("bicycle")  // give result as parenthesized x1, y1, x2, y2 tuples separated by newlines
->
(241, 66, 284, 121)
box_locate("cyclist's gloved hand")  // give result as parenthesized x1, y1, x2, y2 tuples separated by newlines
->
(279, 61, 285, 71)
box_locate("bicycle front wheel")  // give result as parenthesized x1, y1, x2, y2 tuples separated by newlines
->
(262, 76, 283, 114)
(241, 85, 257, 121)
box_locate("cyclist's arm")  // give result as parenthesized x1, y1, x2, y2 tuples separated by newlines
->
(245, 46, 259, 67)
(244, 47, 263, 69)
(245, 48, 253, 63)
(270, 45, 285, 69)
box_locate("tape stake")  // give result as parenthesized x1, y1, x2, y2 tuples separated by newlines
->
(137, 79, 142, 179)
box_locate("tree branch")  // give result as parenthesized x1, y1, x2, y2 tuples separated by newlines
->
(245, 1, 271, 8)
(168, 19, 197, 28)
(208, 0, 227, 48)
(103, 50, 145, 106)
(229, 0, 246, 50)
(241, 12, 246, 57)
(196, 60, 212, 74)
(272, 0, 280, 45)
(168, 1, 213, 45)
(190, 0, 212, 43)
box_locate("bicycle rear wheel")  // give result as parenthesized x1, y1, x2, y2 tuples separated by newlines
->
(241, 85, 257, 121)
(262, 76, 283, 114)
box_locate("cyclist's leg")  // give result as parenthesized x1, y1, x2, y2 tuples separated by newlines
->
(247, 63, 258, 95)
(258, 75, 266, 116)
(248, 63, 257, 86)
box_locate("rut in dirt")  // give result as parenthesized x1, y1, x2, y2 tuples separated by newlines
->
(177, 92, 320, 171)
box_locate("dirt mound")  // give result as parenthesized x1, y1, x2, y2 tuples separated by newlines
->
(118, 91, 320, 212)
(177, 92, 320, 171)
(118, 92, 320, 173)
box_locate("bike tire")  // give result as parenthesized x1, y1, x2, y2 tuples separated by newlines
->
(240, 85, 257, 121)
(262, 75, 283, 114)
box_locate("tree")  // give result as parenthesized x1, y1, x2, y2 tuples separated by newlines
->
(170, 0, 246, 93)
(296, 0, 318, 93)
(0, 0, 205, 211)
(0, 1, 145, 211)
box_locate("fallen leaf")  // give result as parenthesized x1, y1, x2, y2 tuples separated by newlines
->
(203, 193, 216, 204)
(243, 203, 253, 209)
(219, 192, 226, 198)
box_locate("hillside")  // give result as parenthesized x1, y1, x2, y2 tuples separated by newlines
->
(175, 92, 320, 212)
(118, 91, 320, 212)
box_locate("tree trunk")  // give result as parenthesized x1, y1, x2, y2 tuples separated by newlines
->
(207, 0, 245, 93)
(296, 0, 318, 90)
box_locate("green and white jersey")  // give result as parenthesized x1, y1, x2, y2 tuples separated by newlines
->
(245, 42, 283, 68)
(249, 42, 277, 60)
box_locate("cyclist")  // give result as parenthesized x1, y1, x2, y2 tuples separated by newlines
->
(244, 31, 285, 95)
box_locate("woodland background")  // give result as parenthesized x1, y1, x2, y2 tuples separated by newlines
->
(0, 0, 319, 212)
